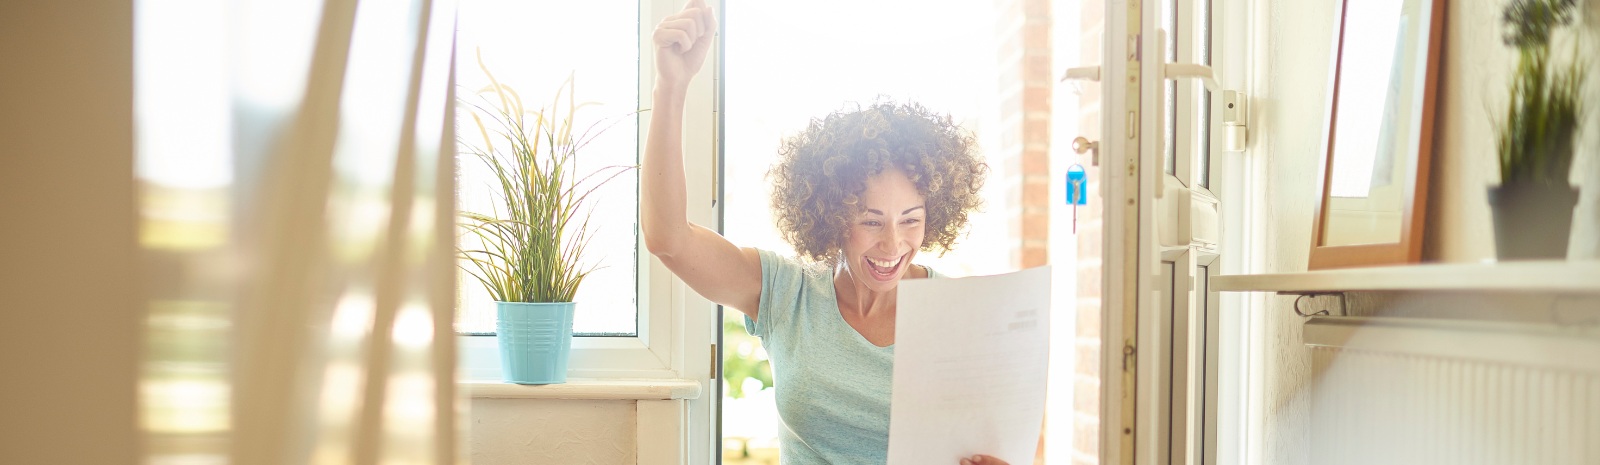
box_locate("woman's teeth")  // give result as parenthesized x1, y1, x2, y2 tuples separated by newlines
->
(866, 255, 902, 275)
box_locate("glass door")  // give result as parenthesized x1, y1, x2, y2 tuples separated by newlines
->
(1155, 0, 1224, 464)
(1070, 0, 1237, 463)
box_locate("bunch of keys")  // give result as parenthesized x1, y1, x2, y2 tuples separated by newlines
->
(1067, 164, 1086, 233)
(1067, 136, 1095, 234)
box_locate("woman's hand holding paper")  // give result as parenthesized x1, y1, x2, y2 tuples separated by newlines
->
(960, 454, 1010, 465)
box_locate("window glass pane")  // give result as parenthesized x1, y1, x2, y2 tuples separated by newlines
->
(1198, 264, 1210, 459)
(135, 1, 236, 460)
(1200, 91, 1211, 188)
(454, 0, 640, 336)
(1200, 0, 1211, 65)
(1199, 0, 1212, 188)
(1164, 0, 1177, 175)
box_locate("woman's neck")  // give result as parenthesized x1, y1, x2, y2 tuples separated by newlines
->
(834, 267, 895, 318)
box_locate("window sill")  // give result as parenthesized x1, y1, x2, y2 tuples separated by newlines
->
(1213, 260, 1600, 293)
(464, 378, 702, 400)
(459, 334, 679, 380)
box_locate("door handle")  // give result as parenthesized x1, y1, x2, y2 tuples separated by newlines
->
(1164, 63, 1219, 92)
(1158, 29, 1247, 151)
(1061, 65, 1101, 83)
(1158, 29, 1220, 91)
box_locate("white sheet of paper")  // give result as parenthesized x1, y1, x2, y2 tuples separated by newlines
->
(887, 266, 1052, 465)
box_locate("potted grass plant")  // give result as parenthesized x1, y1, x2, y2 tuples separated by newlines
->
(1490, 0, 1587, 260)
(458, 57, 635, 384)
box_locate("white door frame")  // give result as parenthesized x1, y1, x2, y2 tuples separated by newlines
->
(1097, 0, 1257, 463)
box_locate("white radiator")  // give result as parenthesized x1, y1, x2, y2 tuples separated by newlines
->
(1304, 317, 1600, 465)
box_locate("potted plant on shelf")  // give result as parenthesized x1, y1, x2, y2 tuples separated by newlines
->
(458, 58, 634, 385)
(1490, 0, 1586, 260)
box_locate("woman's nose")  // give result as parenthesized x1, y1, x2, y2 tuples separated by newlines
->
(880, 223, 902, 253)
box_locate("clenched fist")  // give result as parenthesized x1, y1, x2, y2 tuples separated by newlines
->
(651, 0, 717, 91)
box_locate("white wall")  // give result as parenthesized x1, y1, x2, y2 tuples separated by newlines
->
(471, 399, 638, 464)
(1423, 0, 1600, 262)
(0, 1, 142, 464)
(1251, 0, 1600, 463)
(1250, 1, 1337, 462)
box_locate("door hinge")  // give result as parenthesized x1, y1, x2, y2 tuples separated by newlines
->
(710, 343, 719, 379)
(1223, 90, 1249, 151)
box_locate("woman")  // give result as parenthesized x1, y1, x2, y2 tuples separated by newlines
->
(643, 2, 1006, 464)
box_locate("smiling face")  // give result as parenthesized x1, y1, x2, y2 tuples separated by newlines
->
(841, 167, 927, 294)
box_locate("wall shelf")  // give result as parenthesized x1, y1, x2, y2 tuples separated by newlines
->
(1213, 260, 1600, 293)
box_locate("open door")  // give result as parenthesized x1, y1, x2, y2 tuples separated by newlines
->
(1065, 0, 1236, 463)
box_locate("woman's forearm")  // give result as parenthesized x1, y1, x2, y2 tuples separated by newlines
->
(641, 81, 690, 257)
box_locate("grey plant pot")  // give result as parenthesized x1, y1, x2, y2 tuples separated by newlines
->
(1487, 183, 1579, 260)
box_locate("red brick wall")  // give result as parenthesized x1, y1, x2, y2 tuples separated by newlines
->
(995, 0, 1052, 271)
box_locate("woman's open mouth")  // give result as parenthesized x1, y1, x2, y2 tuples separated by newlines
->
(863, 253, 906, 281)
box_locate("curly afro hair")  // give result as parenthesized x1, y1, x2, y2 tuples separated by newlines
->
(767, 100, 989, 264)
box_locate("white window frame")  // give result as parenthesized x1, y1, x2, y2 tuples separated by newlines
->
(457, 0, 721, 383)
(458, 1, 721, 462)
(1175, 0, 1261, 462)
(1214, 0, 1262, 463)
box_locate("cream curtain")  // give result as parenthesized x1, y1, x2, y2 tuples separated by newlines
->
(137, 0, 462, 463)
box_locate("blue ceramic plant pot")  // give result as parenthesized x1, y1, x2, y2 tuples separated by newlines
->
(496, 301, 576, 384)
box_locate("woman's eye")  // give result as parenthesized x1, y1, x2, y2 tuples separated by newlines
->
(863, 221, 881, 227)
(902, 218, 922, 225)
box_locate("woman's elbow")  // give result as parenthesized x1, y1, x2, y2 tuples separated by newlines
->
(642, 228, 680, 258)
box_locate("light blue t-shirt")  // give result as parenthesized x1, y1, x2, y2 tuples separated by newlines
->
(744, 248, 940, 465)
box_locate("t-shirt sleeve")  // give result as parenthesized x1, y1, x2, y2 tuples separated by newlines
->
(745, 248, 807, 340)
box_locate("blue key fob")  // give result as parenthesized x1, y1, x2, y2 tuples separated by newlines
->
(1066, 165, 1087, 205)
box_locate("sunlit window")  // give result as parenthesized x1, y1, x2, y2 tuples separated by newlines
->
(454, 0, 640, 336)
(1329, 0, 1405, 199)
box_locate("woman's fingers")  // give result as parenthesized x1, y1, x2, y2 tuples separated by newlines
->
(653, 7, 714, 52)
(657, 17, 702, 44)
(666, 7, 711, 36)
(653, 27, 693, 51)
(700, 6, 718, 42)
(686, 7, 714, 39)
(684, 0, 716, 35)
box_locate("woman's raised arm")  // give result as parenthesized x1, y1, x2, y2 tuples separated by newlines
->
(641, 0, 763, 319)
